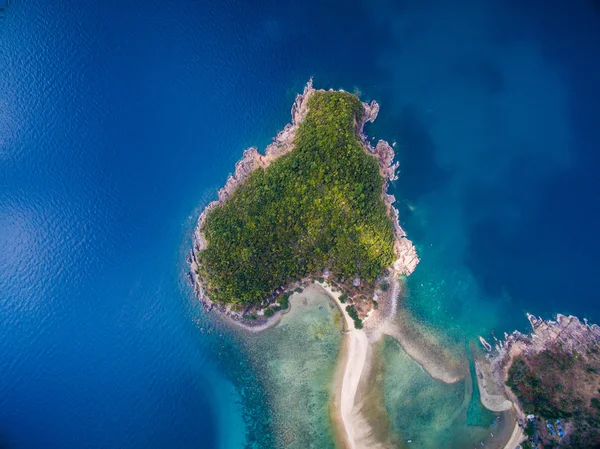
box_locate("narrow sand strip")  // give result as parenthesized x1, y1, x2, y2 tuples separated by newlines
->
(343, 328, 369, 449)
(315, 282, 369, 449)
(368, 277, 465, 385)
(382, 314, 464, 384)
(503, 422, 525, 449)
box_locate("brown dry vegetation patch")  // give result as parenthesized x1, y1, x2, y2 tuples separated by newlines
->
(507, 342, 600, 448)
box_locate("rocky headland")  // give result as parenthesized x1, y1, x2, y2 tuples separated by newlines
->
(477, 313, 600, 448)
(188, 79, 419, 330)
(186, 81, 600, 449)
(187, 81, 424, 449)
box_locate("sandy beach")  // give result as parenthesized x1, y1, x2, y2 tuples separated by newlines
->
(503, 422, 525, 449)
(237, 282, 523, 449)
(318, 280, 466, 449)
(474, 360, 513, 412)
(313, 282, 369, 449)
(342, 326, 369, 449)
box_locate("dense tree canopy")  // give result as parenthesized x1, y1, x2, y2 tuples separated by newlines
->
(197, 91, 396, 305)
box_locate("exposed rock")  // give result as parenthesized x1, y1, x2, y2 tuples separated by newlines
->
(494, 314, 600, 364)
(361, 100, 380, 126)
(477, 313, 600, 420)
(374, 140, 399, 182)
(189, 79, 420, 322)
(393, 237, 420, 276)
(369, 138, 420, 277)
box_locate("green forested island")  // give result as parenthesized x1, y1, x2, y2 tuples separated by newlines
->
(196, 90, 396, 305)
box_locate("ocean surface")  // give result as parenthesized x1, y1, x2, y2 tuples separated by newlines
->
(1, 0, 600, 448)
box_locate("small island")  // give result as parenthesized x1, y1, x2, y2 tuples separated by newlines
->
(189, 80, 418, 329)
(188, 81, 600, 449)
(188, 80, 420, 448)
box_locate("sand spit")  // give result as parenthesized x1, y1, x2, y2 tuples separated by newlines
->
(318, 279, 470, 448)
(503, 422, 525, 449)
(316, 282, 369, 449)
(346, 347, 394, 449)
(381, 309, 465, 385)
(319, 281, 393, 449)
(317, 281, 405, 449)
(366, 277, 466, 385)
(342, 325, 369, 449)
(317, 275, 473, 448)
(186, 80, 425, 448)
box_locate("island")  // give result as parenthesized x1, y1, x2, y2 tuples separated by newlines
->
(188, 80, 599, 449)
(188, 80, 420, 449)
(188, 79, 418, 329)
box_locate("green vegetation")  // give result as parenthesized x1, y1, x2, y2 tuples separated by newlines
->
(278, 292, 292, 310)
(345, 305, 363, 329)
(264, 307, 275, 317)
(339, 294, 348, 304)
(197, 91, 395, 305)
(524, 421, 536, 437)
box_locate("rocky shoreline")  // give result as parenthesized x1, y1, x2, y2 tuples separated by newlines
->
(187, 80, 419, 329)
(491, 313, 600, 363)
(478, 313, 600, 402)
(476, 313, 600, 447)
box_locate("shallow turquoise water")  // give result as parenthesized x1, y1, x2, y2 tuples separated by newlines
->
(380, 337, 504, 449)
(2, 0, 600, 448)
(240, 288, 343, 448)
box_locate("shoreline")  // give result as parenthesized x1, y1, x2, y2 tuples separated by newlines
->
(503, 422, 525, 449)
(188, 80, 315, 316)
(381, 308, 465, 385)
(316, 282, 368, 449)
(188, 79, 419, 329)
(186, 81, 465, 449)
(473, 360, 513, 412)
(331, 326, 352, 449)
(474, 313, 600, 448)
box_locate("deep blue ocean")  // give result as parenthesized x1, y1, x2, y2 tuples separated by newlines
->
(1, 1, 599, 448)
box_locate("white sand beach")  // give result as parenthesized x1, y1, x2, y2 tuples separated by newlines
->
(503, 422, 525, 449)
(314, 282, 369, 449)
